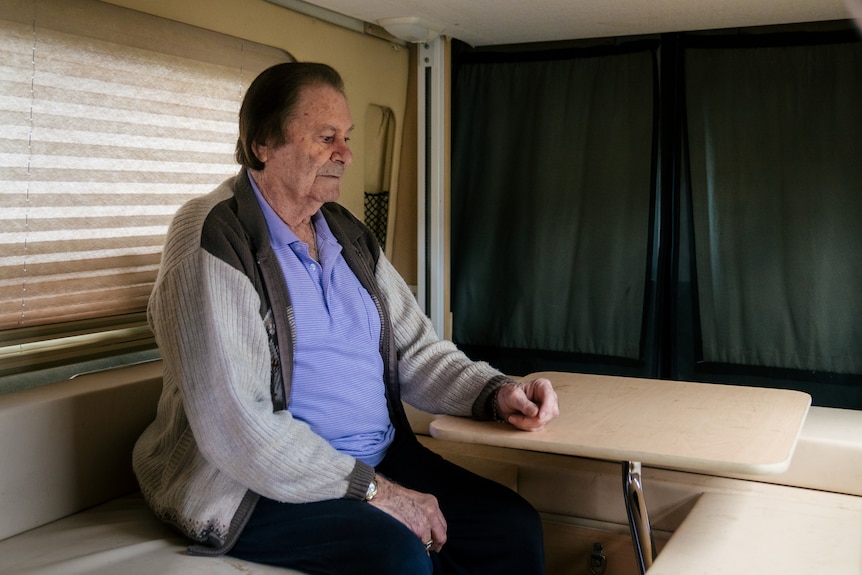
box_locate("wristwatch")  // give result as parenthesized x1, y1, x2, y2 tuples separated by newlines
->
(364, 476, 378, 501)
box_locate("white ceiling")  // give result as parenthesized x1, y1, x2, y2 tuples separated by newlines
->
(296, 0, 853, 46)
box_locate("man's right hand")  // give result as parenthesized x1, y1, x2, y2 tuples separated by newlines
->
(368, 475, 447, 553)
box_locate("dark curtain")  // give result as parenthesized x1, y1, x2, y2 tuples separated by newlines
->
(452, 46, 657, 365)
(685, 37, 862, 376)
(451, 25, 862, 407)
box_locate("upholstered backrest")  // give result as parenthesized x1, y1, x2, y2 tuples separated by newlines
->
(0, 361, 162, 541)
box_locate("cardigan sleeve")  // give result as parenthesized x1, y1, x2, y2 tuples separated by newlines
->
(373, 252, 512, 419)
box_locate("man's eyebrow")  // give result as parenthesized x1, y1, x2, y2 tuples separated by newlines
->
(321, 123, 355, 133)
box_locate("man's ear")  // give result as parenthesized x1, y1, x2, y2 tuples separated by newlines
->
(253, 142, 268, 164)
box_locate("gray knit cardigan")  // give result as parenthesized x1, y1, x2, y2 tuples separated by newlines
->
(132, 171, 510, 554)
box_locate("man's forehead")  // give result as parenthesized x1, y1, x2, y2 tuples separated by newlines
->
(291, 85, 352, 126)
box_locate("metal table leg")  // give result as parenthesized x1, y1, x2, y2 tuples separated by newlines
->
(622, 461, 655, 574)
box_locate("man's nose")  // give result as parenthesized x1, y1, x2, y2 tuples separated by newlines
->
(333, 139, 353, 166)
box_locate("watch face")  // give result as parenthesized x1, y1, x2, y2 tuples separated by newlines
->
(366, 478, 378, 500)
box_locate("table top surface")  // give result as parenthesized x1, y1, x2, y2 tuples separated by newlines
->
(429, 371, 811, 475)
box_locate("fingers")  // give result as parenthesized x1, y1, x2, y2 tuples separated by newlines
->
(424, 512, 447, 552)
(420, 495, 447, 552)
(530, 377, 560, 422)
(500, 378, 560, 431)
(507, 388, 539, 418)
(369, 476, 448, 553)
(507, 411, 549, 431)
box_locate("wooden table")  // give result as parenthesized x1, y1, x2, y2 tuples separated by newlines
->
(429, 372, 811, 574)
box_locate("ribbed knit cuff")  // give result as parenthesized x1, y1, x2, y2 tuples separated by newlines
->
(346, 460, 376, 500)
(472, 374, 515, 421)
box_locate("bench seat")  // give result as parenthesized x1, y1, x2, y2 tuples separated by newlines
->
(0, 493, 300, 575)
(649, 490, 862, 574)
(2, 361, 862, 574)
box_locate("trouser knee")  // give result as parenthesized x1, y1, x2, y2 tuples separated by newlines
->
(365, 530, 434, 575)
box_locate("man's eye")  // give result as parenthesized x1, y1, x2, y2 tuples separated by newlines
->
(323, 136, 334, 143)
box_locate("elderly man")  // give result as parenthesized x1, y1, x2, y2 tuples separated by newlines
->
(134, 61, 559, 574)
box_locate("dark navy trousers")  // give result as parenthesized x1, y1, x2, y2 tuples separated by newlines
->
(228, 433, 545, 574)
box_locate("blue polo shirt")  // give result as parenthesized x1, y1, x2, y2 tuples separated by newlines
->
(249, 174, 395, 467)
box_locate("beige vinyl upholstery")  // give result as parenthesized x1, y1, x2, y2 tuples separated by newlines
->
(1, 362, 861, 574)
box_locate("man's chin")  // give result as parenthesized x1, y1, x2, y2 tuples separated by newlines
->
(312, 184, 341, 203)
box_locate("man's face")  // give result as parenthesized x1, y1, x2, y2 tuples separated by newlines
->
(254, 83, 354, 210)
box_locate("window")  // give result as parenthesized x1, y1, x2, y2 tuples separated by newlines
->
(676, 28, 862, 406)
(452, 23, 862, 408)
(451, 41, 659, 377)
(0, 0, 291, 391)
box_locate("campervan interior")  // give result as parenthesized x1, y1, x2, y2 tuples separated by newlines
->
(1, 0, 861, 574)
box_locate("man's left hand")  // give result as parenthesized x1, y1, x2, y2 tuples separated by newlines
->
(494, 377, 559, 431)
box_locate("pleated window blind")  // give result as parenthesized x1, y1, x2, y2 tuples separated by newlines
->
(0, 0, 290, 377)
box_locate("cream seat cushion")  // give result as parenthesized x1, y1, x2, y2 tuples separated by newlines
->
(0, 493, 304, 575)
